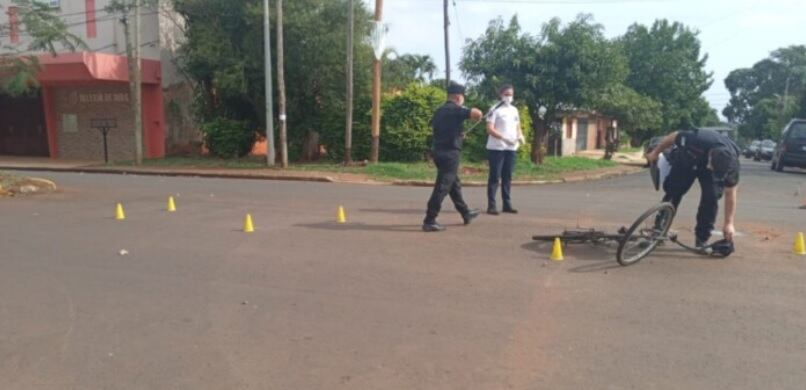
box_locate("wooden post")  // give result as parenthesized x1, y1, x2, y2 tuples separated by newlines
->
(345, 0, 354, 164)
(277, 0, 288, 168)
(443, 0, 450, 88)
(132, 0, 143, 165)
(263, 0, 275, 166)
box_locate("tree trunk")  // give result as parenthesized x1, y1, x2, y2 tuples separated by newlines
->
(531, 117, 547, 165)
(276, 0, 288, 168)
(344, 0, 354, 164)
(603, 126, 618, 160)
(301, 130, 320, 162)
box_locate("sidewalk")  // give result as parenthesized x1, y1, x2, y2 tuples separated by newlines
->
(0, 156, 642, 187)
(0, 156, 100, 169)
(576, 150, 647, 167)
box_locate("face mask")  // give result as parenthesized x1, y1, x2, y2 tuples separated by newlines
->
(502, 96, 514, 105)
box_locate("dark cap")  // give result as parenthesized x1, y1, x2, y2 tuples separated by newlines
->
(710, 146, 739, 187)
(447, 82, 466, 95)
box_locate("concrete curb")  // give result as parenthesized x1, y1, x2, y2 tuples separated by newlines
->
(1, 164, 643, 187)
(0, 165, 336, 183)
(391, 179, 565, 187)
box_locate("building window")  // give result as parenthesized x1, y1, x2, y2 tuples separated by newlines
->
(44, 0, 61, 8)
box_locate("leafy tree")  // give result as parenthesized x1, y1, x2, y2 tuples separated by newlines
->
(596, 84, 662, 146)
(383, 52, 437, 91)
(462, 15, 627, 163)
(619, 20, 714, 132)
(723, 45, 806, 140)
(173, 0, 375, 160)
(0, 0, 85, 95)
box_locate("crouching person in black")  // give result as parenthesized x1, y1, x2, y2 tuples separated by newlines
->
(645, 128, 741, 247)
(422, 83, 484, 232)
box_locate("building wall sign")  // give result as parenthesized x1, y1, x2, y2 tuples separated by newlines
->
(70, 92, 130, 104)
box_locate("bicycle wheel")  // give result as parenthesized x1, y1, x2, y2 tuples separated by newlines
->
(616, 202, 676, 266)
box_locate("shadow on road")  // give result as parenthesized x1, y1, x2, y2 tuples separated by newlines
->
(520, 240, 713, 273)
(567, 261, 623, 273)
(296, 221, 430, 233)
(359, 208, 425, 215)
(779, 169, 806, 176)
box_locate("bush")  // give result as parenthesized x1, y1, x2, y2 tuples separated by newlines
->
(200, 117, 255, 158)
(379, 83, 446, 162)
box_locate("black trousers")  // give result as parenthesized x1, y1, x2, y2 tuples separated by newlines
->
(487, 150, 516, 210)
(424, 150, 470, 224)
(662, 164, 723, 242)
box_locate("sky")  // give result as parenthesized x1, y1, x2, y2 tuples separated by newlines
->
(367, 0, 803, 117)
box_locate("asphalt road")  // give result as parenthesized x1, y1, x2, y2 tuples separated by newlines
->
(1, 159, 805, 389)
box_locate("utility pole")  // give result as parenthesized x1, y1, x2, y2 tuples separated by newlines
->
(121, 13, 136, 160)
(443, 0, 450, 88)
(345, 0, 355, 164)
(264, 0, 275, 166)
(779, 75, 791, 127)
(132, 0, 143, 165)
(370, 0, 383, 163)
(277, 0, 288, 168)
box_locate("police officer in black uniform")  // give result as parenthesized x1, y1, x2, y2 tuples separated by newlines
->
(422, 83, 483, 232)
(646, 128, 741, 247)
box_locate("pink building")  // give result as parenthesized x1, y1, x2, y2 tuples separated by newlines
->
(1, 0, 187, 160)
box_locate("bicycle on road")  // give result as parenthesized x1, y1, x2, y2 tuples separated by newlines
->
(532, 201, 733, 266)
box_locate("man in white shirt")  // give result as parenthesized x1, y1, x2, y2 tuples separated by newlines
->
(485, 84, 525, 215)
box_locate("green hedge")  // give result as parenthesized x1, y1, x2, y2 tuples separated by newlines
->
(200, 117, 255, 158)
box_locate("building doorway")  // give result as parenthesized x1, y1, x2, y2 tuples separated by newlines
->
(0, 92, 49, 156)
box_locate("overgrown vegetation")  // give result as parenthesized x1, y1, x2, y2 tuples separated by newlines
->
(723, 46, 806, 141)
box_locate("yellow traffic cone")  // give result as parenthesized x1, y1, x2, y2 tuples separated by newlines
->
(167, 196, 177, 212)
(243, 214, 255, 233)
(794, 232, 806, 255)
(550, 237, 564, 261)
(115, 203, 126, 220)
(337, 206, 347, 224)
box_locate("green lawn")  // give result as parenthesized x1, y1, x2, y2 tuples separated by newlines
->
(617, 146, 643, 153)
(124, 156, 617, 182)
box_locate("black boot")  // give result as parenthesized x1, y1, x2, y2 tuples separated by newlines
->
(502, 205, 518, 214)
(463, 209, 481, 225)
(422, 222, 446, 232)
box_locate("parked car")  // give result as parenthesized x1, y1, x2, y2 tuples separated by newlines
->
(744, 140, 761, 158)
(755, 139, 776, 161)
(771, 119, 806, 172)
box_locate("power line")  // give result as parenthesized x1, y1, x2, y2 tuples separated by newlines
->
(0, 11, 158, 38)
(452, 0, 466, 44)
